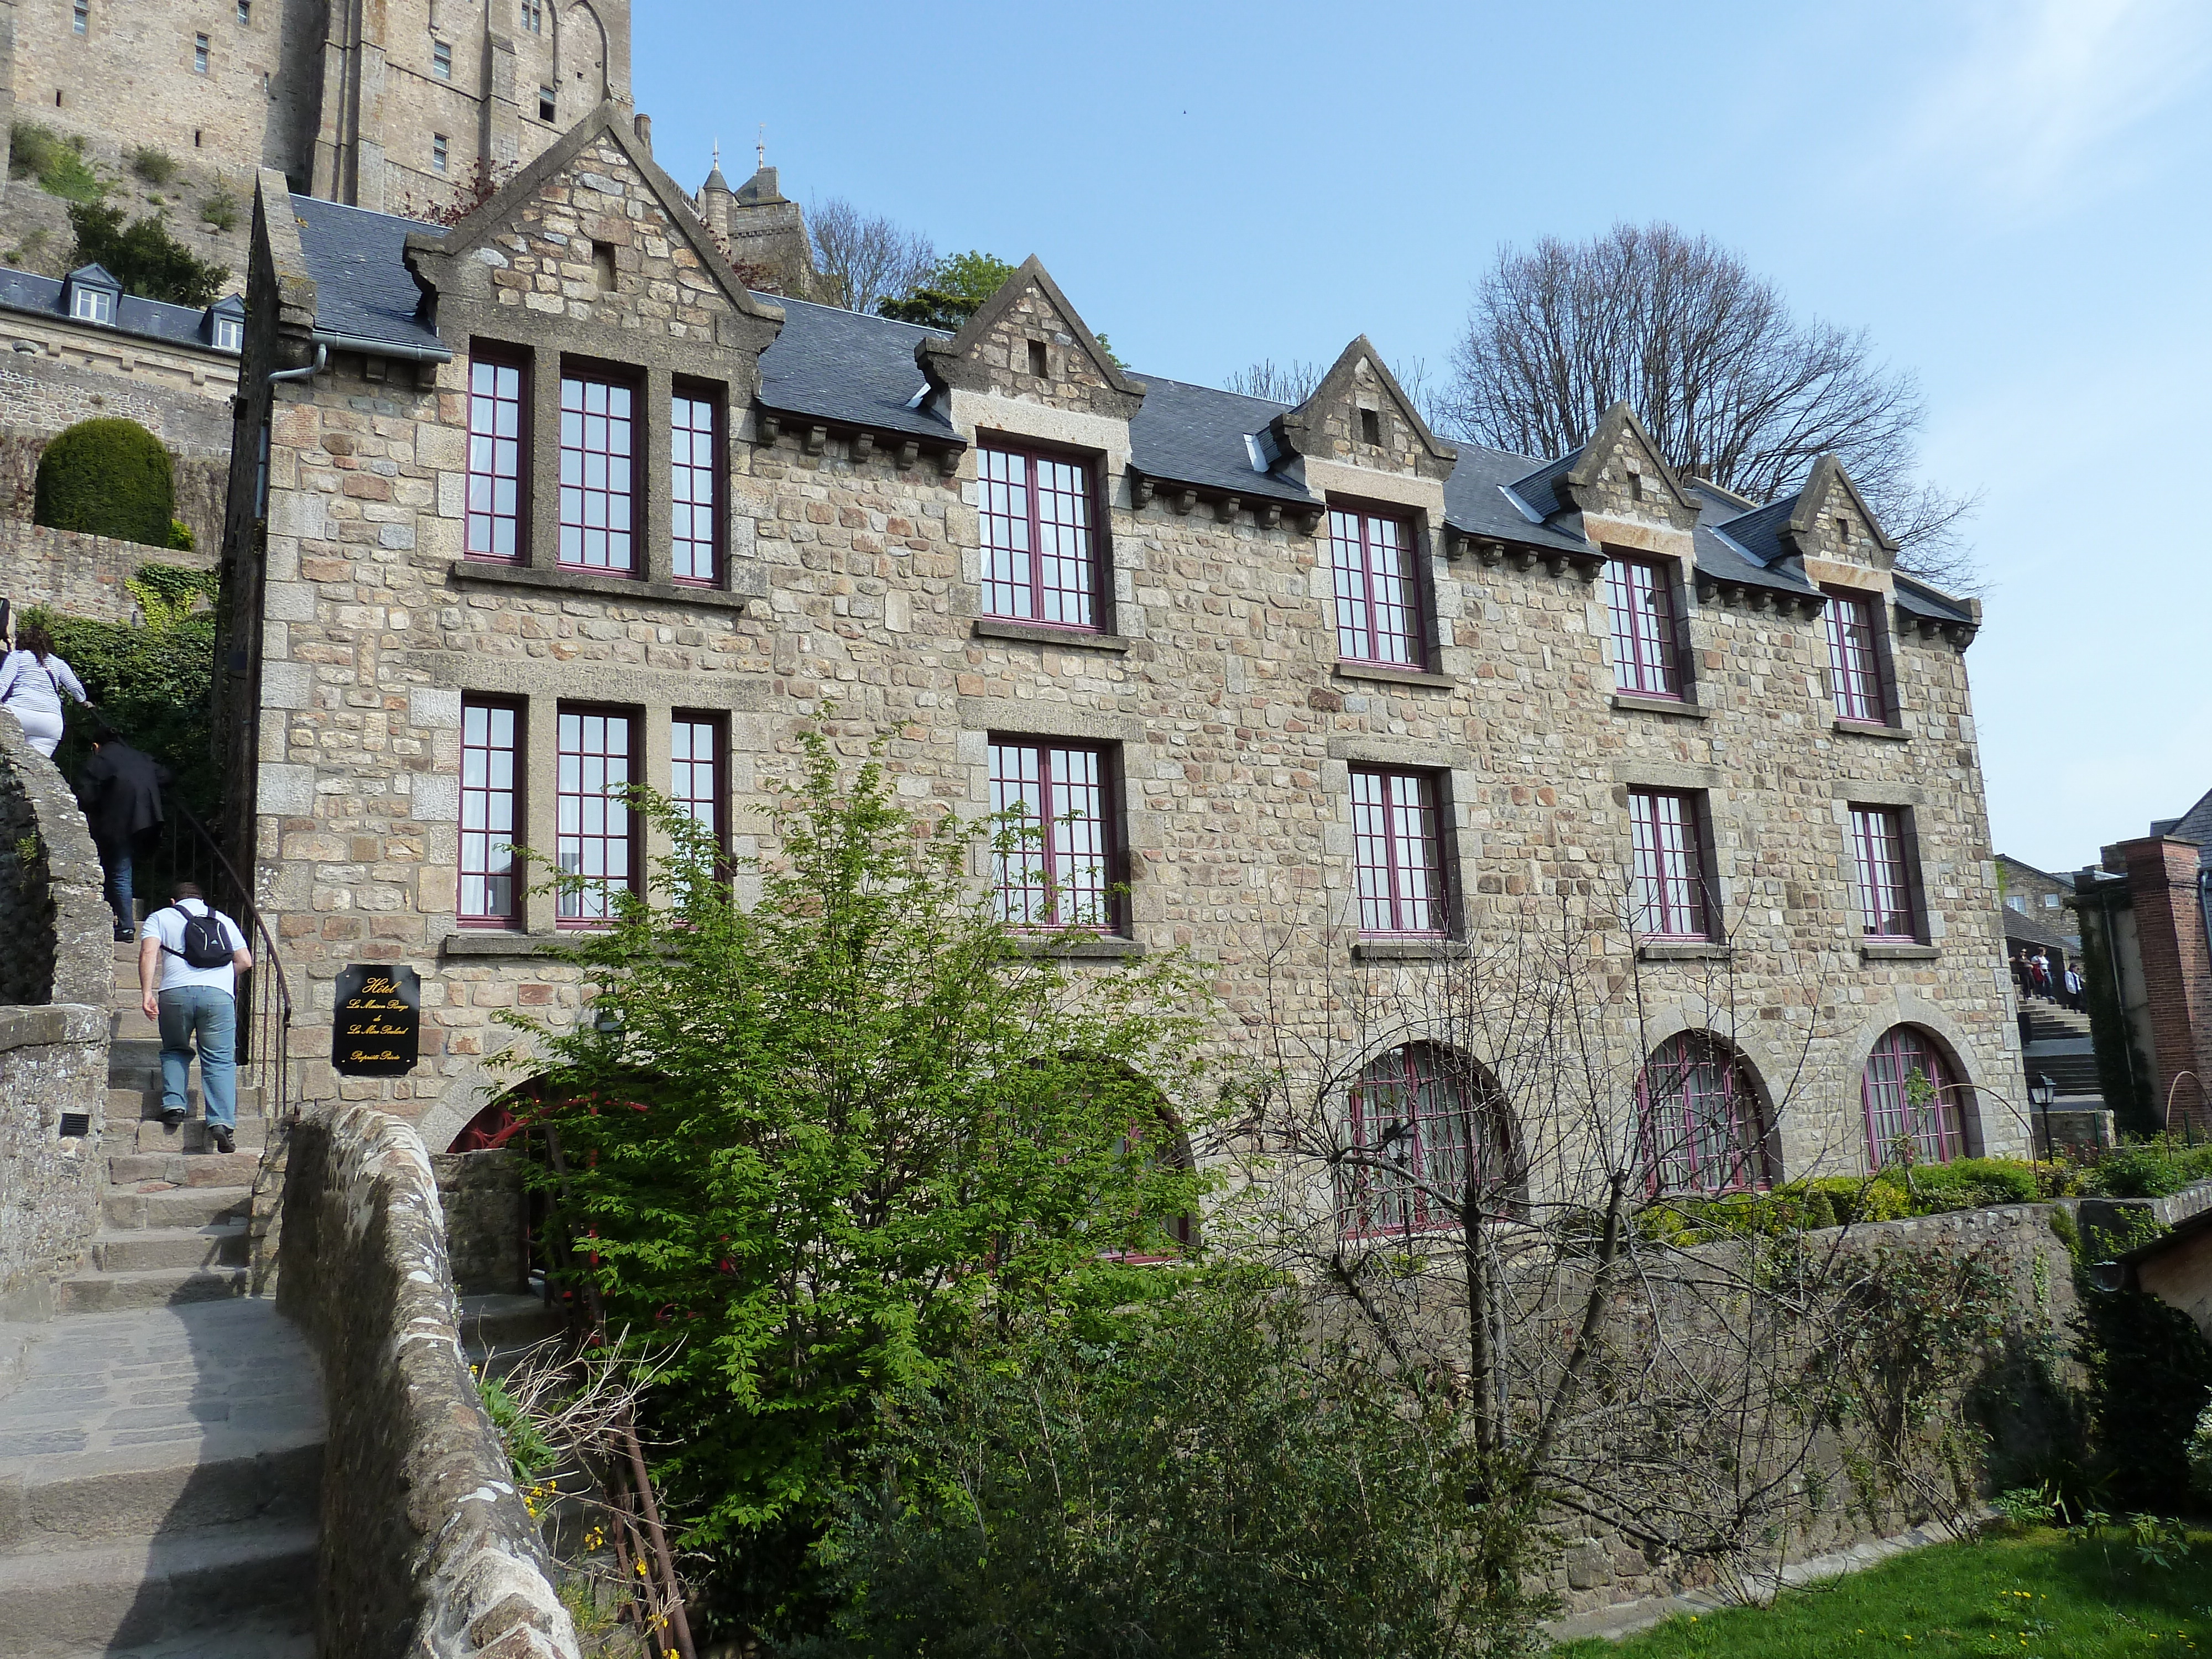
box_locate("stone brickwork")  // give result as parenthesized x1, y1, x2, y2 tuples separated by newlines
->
(275, 1105, 579, 1659)
(0, 517, 220, 624)
(432, 1147, 528, 1296)
(0, 714, 111, 1319)
(220, 107, 2022, 1196)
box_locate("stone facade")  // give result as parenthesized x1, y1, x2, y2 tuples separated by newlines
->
(0, 509, 221, 623)
(218, 104, 2023, 1195)
(0, 0, 629, 225)
(0, 714, 111, 1318)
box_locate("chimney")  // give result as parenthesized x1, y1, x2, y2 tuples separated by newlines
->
(633, 112, 653, 154)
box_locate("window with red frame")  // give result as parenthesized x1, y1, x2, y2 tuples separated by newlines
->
(1339, 1045, 1514, 1235)
(1862, 1025, 1969, 1167)
(1628, 787, 1711, 939)
(988, 739, 1115, 930)
(1350, 768, 1447, 935)
(1329, 507, 1424, 666)
(1637, 1031, 1772, 1194)
(978, 444, 1097, 628)
(458, 698, 520, 926)
(1605, 556, 1682, 697)
(669, 713, 723, 852)
(670, 388, 719, 585)
(1849, 805, 1918, 938)
(1825, 590, 1888, 723)
(465, 354, 525, 561)
(556, 707, 636, 925)
(559, 372, 635, 574)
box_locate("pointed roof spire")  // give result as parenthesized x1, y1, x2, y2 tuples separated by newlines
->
(702, 136, 729, 196)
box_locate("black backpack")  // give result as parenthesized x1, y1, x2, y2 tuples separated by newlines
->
(161, 906, 233, 970)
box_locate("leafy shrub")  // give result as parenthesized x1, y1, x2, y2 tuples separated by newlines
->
(166, 518, 192, 551)
(2083, 1138, 2212, 1199)
(1918, 1156, 2041, 1208)
(199, 185, 239, 234)
(477, 1371, 555, 1480)
(34, 418, 174, 545)
(2075, 1285, 2212, 1510)
(796, 1272, 1548, 1659)
(65, 200, 227, 307)
(2188, 1401, 2212, 1501)
(126, 146, 178, 186)
(9, 121, 104, 202)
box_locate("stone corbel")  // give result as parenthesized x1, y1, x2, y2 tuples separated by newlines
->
(1213, 494, 1240, 523)
(1478, 541, 1507, 567)
(936, 447, 962, 477)
(1543, 551, 1573, 577)
(804, 425, 828, 455)
(1293, 507, 1324, 536)
(1442, 530, 1464, 561)
(759, 414, 781, 445)
(1509, 549, 1540, 572)
(1255, 501, 1281, 529)
(1569, 550, 1607, 580)
(851, 431, 874, 462)
(1131, 473, 1155, 507)
(896, 439, 919, 468)
(1171, 488, 1197, 515)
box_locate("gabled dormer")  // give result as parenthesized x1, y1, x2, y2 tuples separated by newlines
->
(63, 262, 120, 327)
(1544, 400, 1700, 534)
(1258, 337, 1454, 481)
(204, 293, 246, 354)
(1785, 454, 1898, 576)
(915, 256, 1144, 421)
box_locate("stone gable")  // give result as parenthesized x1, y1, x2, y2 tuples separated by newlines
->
(1567, 405, 1700, 533)
(1274, 338, 1454, 482)
(917, 258, 1142, 420)
(1792, 457, 1897, 575)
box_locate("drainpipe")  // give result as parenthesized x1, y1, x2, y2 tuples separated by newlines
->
(304, 331, 452, 365)
(265, 342, 326, 386)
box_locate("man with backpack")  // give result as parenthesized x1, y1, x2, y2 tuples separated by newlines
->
(138, 881, 253, 1154)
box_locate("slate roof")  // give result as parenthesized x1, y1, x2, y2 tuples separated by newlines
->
(0, 265, 241, 354)
(289, 194, 447, 355)
(2151, 784, 2212, 859)
(275, 195, 1981, 622)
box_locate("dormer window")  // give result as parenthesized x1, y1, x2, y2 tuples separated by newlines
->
(213, 315, 242, 351)
(71, 285, 112, 324)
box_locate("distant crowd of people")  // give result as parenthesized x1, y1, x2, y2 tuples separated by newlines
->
(0, 615, 250, 1156)
(2013, 946, 2085, 1013)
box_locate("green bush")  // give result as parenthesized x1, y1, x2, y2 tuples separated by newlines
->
(8, 121, 104, 203)
(199, 185, 239, 234)
(126, 146, 177, 186)
(34, 419, 175, 546)
(2083, 1138, 2212, 1199)
(65, 200, 227, 307)
(166, 519, 192, 551)
(35, 583, 220, 827)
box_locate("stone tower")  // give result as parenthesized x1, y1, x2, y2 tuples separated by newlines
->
(693, 152, 815, 298)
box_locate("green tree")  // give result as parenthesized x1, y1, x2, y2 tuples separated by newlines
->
(65, 200, 227, 306)
(798, 1270, 1550, 1659)
(877, 250, 1019, 329)
(34, 418, 175, 545)
(502, 734, 1216, 1636)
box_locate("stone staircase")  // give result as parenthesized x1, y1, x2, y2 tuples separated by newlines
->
(0, 940, 323, 1656)
(2020, 999, 2104, 1100)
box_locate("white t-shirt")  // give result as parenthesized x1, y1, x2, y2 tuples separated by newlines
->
(142, 899, 248, 995)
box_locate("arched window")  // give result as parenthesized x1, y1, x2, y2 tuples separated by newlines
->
(1340, 1044, 1519, 1236)
(1109, 1112, 1198, 1263)
(1637, 1032, 1773, 1194)
(1861, 1025, 1972, 1167)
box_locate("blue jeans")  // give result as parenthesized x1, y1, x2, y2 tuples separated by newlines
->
(100, 836, 136, 935)
(158, 987, 237, 1129)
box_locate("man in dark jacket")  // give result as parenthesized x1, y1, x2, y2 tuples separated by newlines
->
(79, 733, 169, 942)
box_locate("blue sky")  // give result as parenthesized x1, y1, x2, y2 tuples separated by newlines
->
(635, 0, 2212, 875)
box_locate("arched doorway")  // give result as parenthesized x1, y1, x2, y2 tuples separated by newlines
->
(1339, 1042, 1521, 1237)
(1861, 1024, 1978, 1167)
(1636, 1031, 1776, 1194)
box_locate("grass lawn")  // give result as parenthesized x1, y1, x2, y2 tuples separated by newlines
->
(1553, 1527, 2212, 1658)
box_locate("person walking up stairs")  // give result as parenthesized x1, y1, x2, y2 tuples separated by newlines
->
(0, 911, 324, 1655)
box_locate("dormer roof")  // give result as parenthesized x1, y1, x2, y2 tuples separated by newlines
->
(914, 254, 1144, 413)
(1264, 336, 1455, 479)
(65, 262, 119, 293)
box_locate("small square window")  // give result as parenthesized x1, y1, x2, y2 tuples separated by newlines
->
(194, 33, 209, 72)
(237, 0, 251, 23)
(539, 84, 556, 121)
(432, 133, 448, 173)
(213, 316, 242, 352)
(432, 39, 452, 79)
(72, 0, 87, 34)
(2044, 892, 2061, 909)
(1027, 340, 1048, 379)
(71, 286, 112, 325)
(1359, 408, 1381, 445)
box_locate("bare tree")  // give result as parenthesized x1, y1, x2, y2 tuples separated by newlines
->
(1439, 222, 1981, 589)
(808, 198, 936, 317)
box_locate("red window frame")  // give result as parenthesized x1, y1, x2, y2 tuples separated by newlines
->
(465, 349, 527, 562)
(1350, 768, 1447, 936)
(1861, 1025, 1968, 1167)
(1824, 590, 1888, 723)
(670, 384, 721, 586)
(978, 443, 1099, 629)
(1637, 1031, 1772, 1195)
(669, 711, 726, 859)
(1606, 556, 1682, 697)
(559, 368, 638, 575)
(1628, 788, 1711, 940)
(458, 697, 521, 927)
(1339, 1045, 1511, 1237)
(987, 738, 1118, 931)
(1849, 805, 1918, 940)
(1329, 507, 1425, 667)
(556, 706, 638, 927)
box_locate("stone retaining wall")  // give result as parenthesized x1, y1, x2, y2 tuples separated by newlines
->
(0, 515, 222, 628)
(0, 714, 109, 1318)
(275, 1105, 579, 1659)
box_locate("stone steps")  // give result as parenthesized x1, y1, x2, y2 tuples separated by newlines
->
(54, 1266, 249, 1314)
(0, 1520, 316, 1657)
(90, 1225, 251, 1274)
(103, 1186, 251, 1233)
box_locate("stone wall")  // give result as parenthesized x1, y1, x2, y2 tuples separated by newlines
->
(431, 1148, 529, 1296)
(0, 517, 221, 625)
(274, 1105, 578, 1659)
(0, 715, 111, 1318)
(1537, 1202, 2077, 1625)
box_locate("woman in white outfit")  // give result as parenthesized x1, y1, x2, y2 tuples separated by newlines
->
(0, 621, 91, 758)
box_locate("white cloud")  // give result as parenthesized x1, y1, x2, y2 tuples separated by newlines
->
(1885, 0, 2212, 211)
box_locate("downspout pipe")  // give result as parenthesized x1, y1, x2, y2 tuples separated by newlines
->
(266, 342, 326, 385)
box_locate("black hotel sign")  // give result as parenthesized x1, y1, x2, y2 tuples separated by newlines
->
(333, 964, 422, 1076)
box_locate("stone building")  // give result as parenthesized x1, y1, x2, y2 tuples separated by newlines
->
(0, 0, 629, 216)
(217, 102, 2024, 1199)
